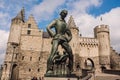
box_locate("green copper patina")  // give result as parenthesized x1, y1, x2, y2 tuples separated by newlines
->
(46, 10, 73, 75)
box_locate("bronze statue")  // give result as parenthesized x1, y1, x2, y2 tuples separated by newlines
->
(46, 10, 73, 75)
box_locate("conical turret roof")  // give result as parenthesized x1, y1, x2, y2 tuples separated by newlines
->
(68, 15, 79, 30)
(13, 7, 25, 22)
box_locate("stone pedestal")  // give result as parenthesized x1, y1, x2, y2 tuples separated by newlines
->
(44, 77, 78, 80)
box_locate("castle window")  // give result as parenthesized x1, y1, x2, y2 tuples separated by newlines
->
(76, 63, 80, 71)
(29, 68, 31, 72)
(6, 52, 8, 54)
(4, 64, 7, 70)
(15, 54, 18, 59)
(39, 57, 41, 61)
(28, 24, 31, 28)
(22, 56, 24, 60)
(27, 30, 31, 35)
(30, 57, 32, 61)
(38, 68, 40, 72)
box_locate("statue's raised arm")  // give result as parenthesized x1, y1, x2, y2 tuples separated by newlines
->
(46, 20, 56, 37)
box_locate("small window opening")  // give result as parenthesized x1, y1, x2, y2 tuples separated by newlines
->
(29, 68, 31, 72)
(28, 24, 31, 28)
(22, 56, 24, 60)
(27, 30, 31, 35)
(30, 57, 32, 61)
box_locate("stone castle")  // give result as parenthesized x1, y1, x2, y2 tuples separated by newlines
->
(1, 8, 120, 80)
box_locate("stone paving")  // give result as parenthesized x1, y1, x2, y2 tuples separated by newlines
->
(95, 73, 120, 80)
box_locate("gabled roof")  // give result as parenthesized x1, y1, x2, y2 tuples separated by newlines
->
(26, 14, 39, 29)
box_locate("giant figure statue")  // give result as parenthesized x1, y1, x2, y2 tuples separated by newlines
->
(46, 10, 73, 75)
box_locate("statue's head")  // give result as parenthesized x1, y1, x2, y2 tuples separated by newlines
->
(60, 10, 68, 18)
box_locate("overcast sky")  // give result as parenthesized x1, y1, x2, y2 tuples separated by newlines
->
(0, 0, 120, 64)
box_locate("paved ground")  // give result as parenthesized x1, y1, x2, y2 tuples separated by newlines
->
(95, 73, 120, 80)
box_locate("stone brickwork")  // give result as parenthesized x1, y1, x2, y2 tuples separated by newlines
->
(110, 47, 120, 70)
(99, 56, 110, 65)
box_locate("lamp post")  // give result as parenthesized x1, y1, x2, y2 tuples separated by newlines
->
(9, 42, 18, 80)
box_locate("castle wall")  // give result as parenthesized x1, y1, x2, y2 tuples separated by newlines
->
(18, 50, 45, 80)
(77, 37, 100, 72)
(110, 47, 120, 70)
(20, 36, 42, 51)
(17, 15, 46, 79)
(42, 38, 51, 52)
(20, 15, 43, 51)
(79, 37, 99, 57)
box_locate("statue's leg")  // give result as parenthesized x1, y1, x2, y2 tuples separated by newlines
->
(61, 42, 73, 73)
(47, 40, 59, 73)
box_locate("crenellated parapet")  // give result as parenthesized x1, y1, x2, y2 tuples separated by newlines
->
(79, 37, 99, 47)
(95, 25, 109, 32)
(94, 24, 109, 38)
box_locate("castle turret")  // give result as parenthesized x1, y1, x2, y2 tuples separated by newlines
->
(8, 8, 25, 44)
(68, 15, 79, 37)
(68, 16, 80, 71)
(1, 8, 25, 80)
(94, 24, 110, 69)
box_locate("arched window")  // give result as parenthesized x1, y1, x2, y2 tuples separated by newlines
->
(11, 64, 18, 80)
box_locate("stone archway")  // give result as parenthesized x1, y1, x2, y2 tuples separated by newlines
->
(11, 64, 18, 80)
(85, 58, 95, 70)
